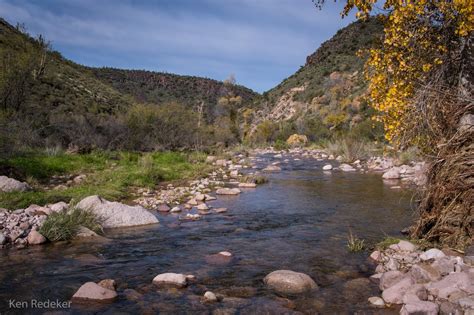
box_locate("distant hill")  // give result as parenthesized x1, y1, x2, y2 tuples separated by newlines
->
(248, 18, 384, 142)
(91, 68, 257, 122)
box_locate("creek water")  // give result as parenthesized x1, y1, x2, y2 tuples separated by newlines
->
(0, 153, 414, 314)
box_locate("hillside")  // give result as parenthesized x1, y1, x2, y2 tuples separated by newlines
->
(248, 18, 384, 142)
(0, 18, 258, 152)
(91, 68, 257, 122)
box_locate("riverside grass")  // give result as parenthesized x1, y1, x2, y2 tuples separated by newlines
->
(0, 150, 211, 209)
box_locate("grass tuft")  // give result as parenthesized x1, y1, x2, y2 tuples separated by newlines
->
(39, 208, 103, 241)
(347, 230, 365, 252)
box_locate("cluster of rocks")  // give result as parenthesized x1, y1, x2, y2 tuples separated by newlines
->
(0, 202, 67, 248)
(47, 173, 87, 191)
(132, 154, 261, 220)
(368, 240, 474, 314)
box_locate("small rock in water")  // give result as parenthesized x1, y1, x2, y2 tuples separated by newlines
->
(263, 165, 281, 172)
(214, 208, 228, 213)
(216, 188, 241, 195)
(98, 279, 116, 291)
(204, 291, 218, 303)
(219, 251, 232, 257)
(157, 204, 171, 212)
(339, 164, 356, 172)
(322, 164, 333, 170)
(368, 296, 385, 307)
(170, 206, 181, 213)
(72, 282, 117, 303)
(152, 273, 188, 288)
(264, 270, 318, 295)
(238, 183, 256, 188)
(197, 203, 209, 211)
(382, 167, 401, 179)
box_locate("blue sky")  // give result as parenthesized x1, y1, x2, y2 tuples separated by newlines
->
(0, 0, 355, 92)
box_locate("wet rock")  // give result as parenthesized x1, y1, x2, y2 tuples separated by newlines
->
(0, 233, 6, 245)
(216, 188, 241, 195)
(75, 226, 99, 238)
(400, 300, 438, 315)
(339, 164, 356, 172)
(263, 165, 281, 172)
(203, 291, 218, 303)
(123, 288, 142, 302)
(72, 282, 117, 303)
(382, 276, 413, 304)
(206, 252, 233, 265)
(152, 273, 188, 288)
(368, 296, 385, 307)
(76, 195, 158, 228)
(196, 203, 209, 211)
(156, 204, 171, 212)
(214, 208, 228, 213)
(322, 164, 333, 170)
(264, 270, 318, 295)
(170, 206, 181, 213)
(27, 230, 47, 245)
(420, 248, 445, 261)
(369, 250, 382, 262)
(238, 183, 256, 188)
(0, 175, 30, 192)
(212, 308, 237, 315)
(98, 279, 116, 291)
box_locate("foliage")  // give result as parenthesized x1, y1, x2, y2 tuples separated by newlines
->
(347, 230, 365, 252)
(39, 208, 103, 241)
(0, 151, 211, 209)
(324, 137, 380, 162)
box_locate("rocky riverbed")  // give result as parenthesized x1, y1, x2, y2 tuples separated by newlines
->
(0, 147, 457, 314)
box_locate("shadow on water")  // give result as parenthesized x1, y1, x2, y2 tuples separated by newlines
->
(0, 154, 414, 314)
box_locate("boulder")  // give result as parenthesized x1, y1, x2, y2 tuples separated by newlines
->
(0, 176, 30, 192)
(216, 188, 241, 195)
(47, 201, 68, 213)
(197, 203, 209, 211)
(263, 270, 318, 295)
(400, 301, 438, 315)
(76, 195, 158, 228)
(382, 277, 413, 304)
(152, 273, 188, 288)
(27, 230, 47, 245)
(426, 272, 472, 299)
(390, 240, 417, 252)
(380, 270, 406, 290)
(170, 206, 181, 213)
(72, 282, 117, 303)
(76, 226, 100, 238)
(382, 167, 401, 179)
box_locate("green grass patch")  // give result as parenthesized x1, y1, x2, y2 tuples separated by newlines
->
(347, 230, 365, 252)
(0, 151, 211, 209)
(40, 208, 103, 241)
(375, 236, 401, 250)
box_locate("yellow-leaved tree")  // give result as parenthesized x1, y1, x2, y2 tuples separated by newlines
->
(315, 0, 473, 248)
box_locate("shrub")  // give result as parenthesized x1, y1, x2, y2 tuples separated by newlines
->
(325, 138, 379, 162)
(40, 208, 103, 241)
(273, 139, 289, 151)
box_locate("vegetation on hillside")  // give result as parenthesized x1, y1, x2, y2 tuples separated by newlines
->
(247, 18, 385, 145)
(0, 18, 257, 155)
(316, 0, 473, 248)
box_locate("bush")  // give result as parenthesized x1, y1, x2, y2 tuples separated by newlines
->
(40, 208, 103, 241)
(325, 138, 379, 162)
(347, 230, 365, 252)
(273, 139, 289, 151)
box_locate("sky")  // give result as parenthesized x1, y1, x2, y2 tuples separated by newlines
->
(0, 0, 356, 93)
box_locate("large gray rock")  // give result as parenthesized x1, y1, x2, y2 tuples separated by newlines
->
(76, 195, 158, 228)
(426, 272, 472, 299)
(383, 167, 401, 179)
(27, 230, 47, 245)
(216, 188, 241, 195)
(380, 270, 406, 290)
(263, 270, 318, 295)
(0, 176, 30, 192)
(72, 282, 117, 303)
